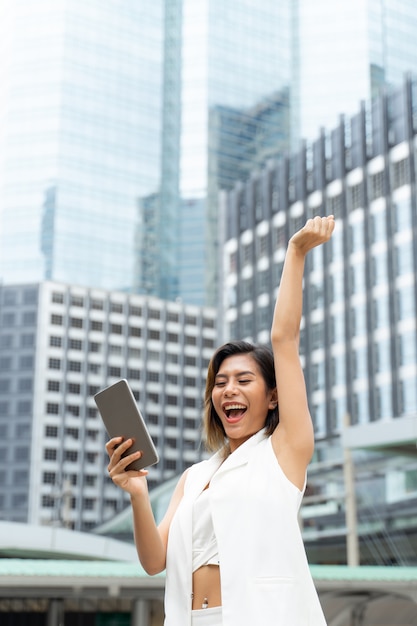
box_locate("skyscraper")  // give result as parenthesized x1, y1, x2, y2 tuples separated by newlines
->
(0, 0, 292, 305)
(291, 0, 417, 146)
(0, 0, 164, 290)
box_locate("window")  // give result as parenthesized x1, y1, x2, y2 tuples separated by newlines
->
(45, 425, 58, 437)
(149, 329, 160, 340)
(185, 356, 196, 366)
(65, 450, 78, 462)
(90, 320, 103, 331)
(129, 305, 142, 317)
(0, 335, 13, 348)
(88, 385, 99, 396)
(166, 395, 178, 406)
(68, 383, 81, 394)
(69, 339, 83, 350)
(88, 363, 101, 374)
(110, 323, 123, 334)
(51, 314, 63, 325)
(3, 290, 17, 306)
(108, 366, 121, 377)
(167, 332, 178, 342)
(68, 361, 82, 372)
(44, 448, 57, 461)
(47, 403, 60, 415)
(42, 494, 55, 508)
(48, 380, 60, 392)
(129, 326, 141, 337)
(0, 356, 12, 371)
(128, 347, 141, 358)
(91, 299, 104, 310)
(21, 333, 34, 347)
(50, 336, 62, 347)
(167, 311, 179, 323)
(48, 358, 61, 370)
(22, 311, 36, 325)
(17, 400, 31, 415)
(70, 317, 83, 329)
(15, 447, 29, 461)
(52, 292, 64, 304)
(66, 405, 80, 417)
(185, 335, 197, 346)
(43, 472, 56, 484)
(149, 309, 161, 320)
(128, 369, 140, 380)
(0, 379, 10, 392)
(110, 302, 123, 313)
(148, 371, 159, 382)
(19, 355, 33, 370)
(185, 397, 197, 408)
(65, 427, 79, 439)
(70, 295, 84, 307)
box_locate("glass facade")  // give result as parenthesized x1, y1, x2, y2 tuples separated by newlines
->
(0, 0, 164, 290)
(293, 0, 417, 146)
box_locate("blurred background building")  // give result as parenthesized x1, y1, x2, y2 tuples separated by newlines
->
(3, 1, 417, 308)
(0, 282, 216, 530)
(220, 75, 417, 565)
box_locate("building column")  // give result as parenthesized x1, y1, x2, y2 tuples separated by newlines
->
(47, 599, 64, 626)
(131, 598, 151, 626)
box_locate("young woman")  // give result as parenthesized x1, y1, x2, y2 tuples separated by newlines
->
(106, 215, 335, 626)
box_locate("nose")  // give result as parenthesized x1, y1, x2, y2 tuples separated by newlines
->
(223, 380, 238, 396)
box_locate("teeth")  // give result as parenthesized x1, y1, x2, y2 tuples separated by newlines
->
(224, 404, 245, 410)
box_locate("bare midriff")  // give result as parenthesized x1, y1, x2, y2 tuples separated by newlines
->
(192, 564, 221, 610)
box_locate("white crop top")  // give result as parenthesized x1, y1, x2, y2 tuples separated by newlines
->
(192, 488, 219, 572)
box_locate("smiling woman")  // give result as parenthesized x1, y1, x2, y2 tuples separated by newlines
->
(106, 216, 335, 626)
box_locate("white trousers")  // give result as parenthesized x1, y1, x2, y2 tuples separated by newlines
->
(191, 606, 222, 626)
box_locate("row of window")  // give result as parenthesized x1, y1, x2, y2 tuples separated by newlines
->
(49, 314, 213, 345)
(48, 355, 208, 373)
(50, 291, 215, 328)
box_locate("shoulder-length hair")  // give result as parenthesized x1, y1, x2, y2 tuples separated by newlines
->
(203, 340, 279, 453)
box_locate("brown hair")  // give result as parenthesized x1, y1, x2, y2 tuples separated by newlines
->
(203, 340, 279, 453)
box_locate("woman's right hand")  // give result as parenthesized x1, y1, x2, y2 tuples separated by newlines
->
(105, 437, 149, 497)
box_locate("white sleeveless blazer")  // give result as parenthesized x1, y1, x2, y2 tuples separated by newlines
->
(164, 430, 327, 626)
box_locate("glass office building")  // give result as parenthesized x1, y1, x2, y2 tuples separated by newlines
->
(220, 75, 417, 564)
(292, 0, 417, 146)
(0, 0, 164, 290)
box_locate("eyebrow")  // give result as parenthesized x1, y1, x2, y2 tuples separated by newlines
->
(214, 370, 256, 380)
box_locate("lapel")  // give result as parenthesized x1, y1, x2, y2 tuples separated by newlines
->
(212, 429, 266, 480)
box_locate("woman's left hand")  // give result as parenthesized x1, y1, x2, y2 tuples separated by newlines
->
(289, 215, 335, 255)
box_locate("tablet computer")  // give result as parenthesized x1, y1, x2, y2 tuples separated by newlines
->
(94, 379, 159, 471)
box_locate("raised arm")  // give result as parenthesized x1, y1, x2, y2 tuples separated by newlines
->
(271, 216, 335, 489)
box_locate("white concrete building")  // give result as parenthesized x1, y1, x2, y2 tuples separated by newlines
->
(0, 281, 217, 531)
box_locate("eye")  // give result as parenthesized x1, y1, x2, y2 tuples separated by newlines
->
(214, 381, 226, 387)
(238, 379, 251, 384)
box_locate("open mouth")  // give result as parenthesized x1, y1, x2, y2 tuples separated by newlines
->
(223, 403, 247, 421)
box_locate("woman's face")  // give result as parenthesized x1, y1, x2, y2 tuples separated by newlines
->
(211, 353, 277, 452)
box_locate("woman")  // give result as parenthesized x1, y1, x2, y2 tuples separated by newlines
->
(106, 215, 335, 626)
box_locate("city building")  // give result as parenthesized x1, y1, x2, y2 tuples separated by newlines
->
(292, 0, 417, 146)
(0, 0, 165, 291)
(4, 2, 417, 308)
(219, 75, 417, 564)
(0, 281, 217, 531)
